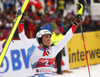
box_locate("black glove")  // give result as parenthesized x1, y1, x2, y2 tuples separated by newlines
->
(73, 15, 84, 26)
(76, 15, 84, 22)
(15, 9, 25, 23)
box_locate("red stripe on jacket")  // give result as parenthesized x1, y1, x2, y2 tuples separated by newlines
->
(71, 24, 77, 34)
(18, 23, 24, 33)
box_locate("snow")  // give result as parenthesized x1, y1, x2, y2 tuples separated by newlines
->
(55, 64, 100, 77)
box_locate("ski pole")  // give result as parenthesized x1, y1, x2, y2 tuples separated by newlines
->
(77, 3, 91, 77)
(0, 0, 29, 67)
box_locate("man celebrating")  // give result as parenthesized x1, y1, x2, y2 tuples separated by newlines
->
(17, 10, 84, 77)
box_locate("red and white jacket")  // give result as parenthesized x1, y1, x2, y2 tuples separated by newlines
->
(18, 22, 77, 76)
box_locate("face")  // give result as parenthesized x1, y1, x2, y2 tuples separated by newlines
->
(54, 29, 60, 35)
(42, 34, 51, 47)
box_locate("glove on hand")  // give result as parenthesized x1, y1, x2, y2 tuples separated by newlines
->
(73, 15, 84, 26)
(15, 9, 25, 23)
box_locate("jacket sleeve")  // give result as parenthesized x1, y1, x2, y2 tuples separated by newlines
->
(18, 23, 34, 49)
(54, 24, 77, 56)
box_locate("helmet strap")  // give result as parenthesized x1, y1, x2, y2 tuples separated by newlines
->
(42, 43, 49, 48)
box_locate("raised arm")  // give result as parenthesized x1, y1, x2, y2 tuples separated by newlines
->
(18, 23, 33, 49)
(54, 15, 84, 56)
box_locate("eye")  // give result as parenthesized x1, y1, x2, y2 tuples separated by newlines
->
(45, 35, 49, 38)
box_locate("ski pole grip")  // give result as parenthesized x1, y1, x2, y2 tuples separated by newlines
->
(77, 3, 83, 15)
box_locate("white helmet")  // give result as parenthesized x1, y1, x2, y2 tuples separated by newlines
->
(36, 29, 51, 44)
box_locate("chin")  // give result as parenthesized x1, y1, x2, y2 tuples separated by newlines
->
(47, 44, 50, 47)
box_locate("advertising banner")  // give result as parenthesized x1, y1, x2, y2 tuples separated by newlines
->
(0, 39, 38, 77)
(67, 31, 100, 68)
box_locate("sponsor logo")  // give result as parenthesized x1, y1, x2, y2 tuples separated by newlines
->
(36, 69, 39, 73)
(0, 54, 9, 73)
(68, 48, 100, 63)
(0, 49, 29, 73)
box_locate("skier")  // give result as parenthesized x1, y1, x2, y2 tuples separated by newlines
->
(17, 12, 84, 77)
